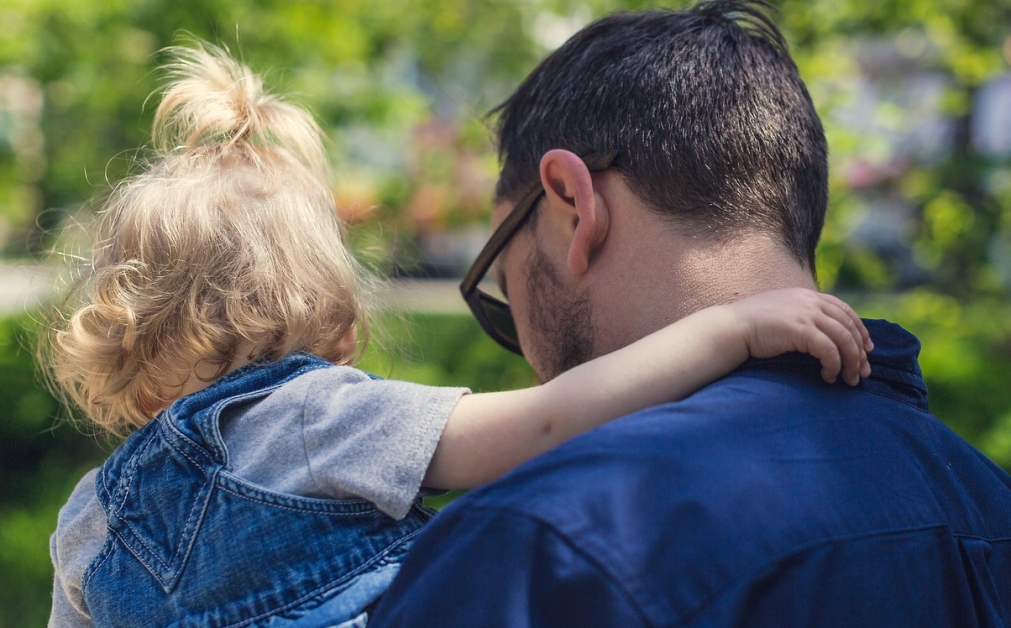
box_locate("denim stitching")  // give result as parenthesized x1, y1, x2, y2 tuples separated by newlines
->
(161, 474, 214, 591)
(112, 429, 212, 581)
(113, 510, 173, 574)
(163, 413, 215, 469)
(206, 388, 281, 464)
(87, 354, 410, 622)
(219, 527, 423, 628)
(110, 431, 157, 517)
(216, 471, 375, 510)
(160, 477, 210, 580)
(80, 531, 116, 597)
(214, 484, 377, 516)
(164, 433, 207, 472)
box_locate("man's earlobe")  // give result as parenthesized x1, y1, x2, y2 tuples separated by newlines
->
(538, 150, 610, 277)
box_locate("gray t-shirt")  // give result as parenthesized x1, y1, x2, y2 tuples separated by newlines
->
(49, 366, 468, 627)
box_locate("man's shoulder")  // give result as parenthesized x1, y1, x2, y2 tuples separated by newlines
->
(375, 324, 1011, 627)
(471, 320, 940, 520)
(456, 359, 1011, 574)
(464, 365, 929, 516)
(430, 368, 1011, 625)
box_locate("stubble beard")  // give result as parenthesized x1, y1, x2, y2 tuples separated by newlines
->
(525, 243, 595, 383)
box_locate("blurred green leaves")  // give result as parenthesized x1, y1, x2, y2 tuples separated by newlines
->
(0, 314, 107, 627)
(1, 0, 1010, 625)
(859, 292, 1011, 467)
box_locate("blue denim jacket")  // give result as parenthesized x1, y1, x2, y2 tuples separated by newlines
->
(82, 353, 434, 627)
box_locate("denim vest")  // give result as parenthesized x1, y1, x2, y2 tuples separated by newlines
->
(83, 353, 434, 628)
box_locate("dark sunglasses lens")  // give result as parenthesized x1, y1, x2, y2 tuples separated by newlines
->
(478, 294, 520, 353)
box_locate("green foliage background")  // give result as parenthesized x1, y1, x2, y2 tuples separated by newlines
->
(1, 0, 1010, 625)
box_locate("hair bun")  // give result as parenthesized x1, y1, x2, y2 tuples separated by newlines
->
(153, 44, 326, 176)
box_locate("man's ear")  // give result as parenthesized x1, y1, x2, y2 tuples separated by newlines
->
(539, 149, 609, 277)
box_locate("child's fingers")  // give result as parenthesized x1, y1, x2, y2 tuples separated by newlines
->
(817, 297, 872, 381)
(819, 293, 873, 352)
(804, 327, 843, 384)
(734, 289, 870, 385)
(820, 300, 866, 359)
(816, 295, 863, 349)
(814, 313, 864, 386)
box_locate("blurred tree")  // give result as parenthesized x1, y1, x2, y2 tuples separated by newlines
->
(0, 0, 553, 255)
(0, 315, 108, 627)
(1, 0, 1010, 625)
(770, 0, 1011, 458)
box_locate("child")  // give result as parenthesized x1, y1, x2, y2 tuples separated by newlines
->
(45, 44, 871, 628)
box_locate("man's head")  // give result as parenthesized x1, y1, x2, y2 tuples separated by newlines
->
(470, 0, 827, 381)
(495, 0, 827, 266)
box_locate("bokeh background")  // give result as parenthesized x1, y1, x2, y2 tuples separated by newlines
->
(2, 0, 1011, 624)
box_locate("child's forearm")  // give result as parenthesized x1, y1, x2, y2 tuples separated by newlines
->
(547, 304, 751, 420)
(423, 305, 748, 489)
(424, 289, 869, 490)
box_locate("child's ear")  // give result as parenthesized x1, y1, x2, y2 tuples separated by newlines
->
(138, 390, 165, 418)
(538, 150, 610, 277)
(334, 326, 358, 363)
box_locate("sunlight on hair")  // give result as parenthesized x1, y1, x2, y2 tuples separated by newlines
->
(43, 43, 374, 437)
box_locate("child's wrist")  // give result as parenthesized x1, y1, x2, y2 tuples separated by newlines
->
(708, 302, 753, 362)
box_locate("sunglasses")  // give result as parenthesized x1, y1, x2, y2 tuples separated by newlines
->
(459, 151, 618, 354)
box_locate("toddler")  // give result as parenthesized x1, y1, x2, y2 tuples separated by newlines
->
(45, 44, 871, 628)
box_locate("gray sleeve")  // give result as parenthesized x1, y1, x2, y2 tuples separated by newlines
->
(49, 469, 104, 628)
(299, 368, 467, 520)
(221, 366, 468, 520)
(49, 566, 93, 628)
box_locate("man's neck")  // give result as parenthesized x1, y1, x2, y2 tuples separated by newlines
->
(586, 228, 817, 360)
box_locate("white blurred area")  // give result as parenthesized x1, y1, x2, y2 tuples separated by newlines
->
(0, 264, 472, 316)
(0, 260, 53, 314)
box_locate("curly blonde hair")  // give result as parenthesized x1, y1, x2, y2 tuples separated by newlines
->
(45, 44, 371, 437)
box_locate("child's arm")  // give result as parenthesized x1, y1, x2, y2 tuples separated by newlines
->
(424, 288, 872, 490)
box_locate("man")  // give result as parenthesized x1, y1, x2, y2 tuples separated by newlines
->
(370, 1, 1011, 625)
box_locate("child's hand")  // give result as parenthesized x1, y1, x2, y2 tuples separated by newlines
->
(728, 288, 873, 387)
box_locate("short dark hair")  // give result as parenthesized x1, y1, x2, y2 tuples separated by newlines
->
(492, 0, 827, 269)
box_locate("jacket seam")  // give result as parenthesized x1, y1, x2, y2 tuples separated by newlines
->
(465, 504, 655, 628)
(673, 523, 953, 626)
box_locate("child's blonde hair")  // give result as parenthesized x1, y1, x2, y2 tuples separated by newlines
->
(46, 44, 370, 437)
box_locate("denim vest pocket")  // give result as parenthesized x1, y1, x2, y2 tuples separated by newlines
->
(90, 419, 217, 593)
(86, 441, 432, 626)
(82, 354, 433, 627)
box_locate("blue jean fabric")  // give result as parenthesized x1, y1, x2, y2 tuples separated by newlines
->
(82, 353, 433, 627)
